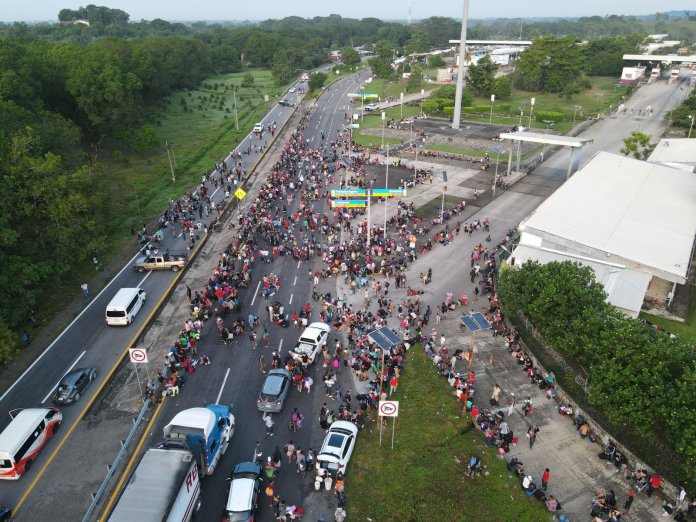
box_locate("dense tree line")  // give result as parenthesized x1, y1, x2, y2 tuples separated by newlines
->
(498, 261, 696, 487)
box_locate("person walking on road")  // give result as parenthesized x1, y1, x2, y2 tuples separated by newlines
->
(507, 393, 516, 417)
(491, 384, 501, 406)
(527, 425, 539, 449)
(259, 354, 266, 374)
(541, 468, 550, 490)
(263, 412, 274, 436)
(623, 489, 635, 515)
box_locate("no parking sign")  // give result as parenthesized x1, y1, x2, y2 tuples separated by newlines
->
(129, 348, 148, 364)
(378, 400, 399, 417)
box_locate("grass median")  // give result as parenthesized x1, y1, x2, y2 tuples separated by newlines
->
(346, 347, 548, 521)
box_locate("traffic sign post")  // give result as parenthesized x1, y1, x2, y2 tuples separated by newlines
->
(128, 348, 149, 400)
(378, 400, 399, 449)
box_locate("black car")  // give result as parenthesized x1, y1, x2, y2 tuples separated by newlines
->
(53, 368, 98, 405)
(278, 99, 294, 107)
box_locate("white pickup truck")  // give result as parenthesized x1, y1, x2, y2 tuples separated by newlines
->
(133, 253, 186, 272)
(289, 322, 331, 364)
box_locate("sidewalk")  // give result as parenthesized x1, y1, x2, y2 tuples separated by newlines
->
(320, 167, 667, 520)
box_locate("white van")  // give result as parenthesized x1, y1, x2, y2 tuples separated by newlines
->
(0, 408, 62, 480)
(106, 287, 147, 326)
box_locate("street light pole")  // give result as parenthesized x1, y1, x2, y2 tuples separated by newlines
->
(489, 94, 495, 124)
(528, 97, 535, 128)
(400, 92, 404, 120)
(452, 0, 470, 130)
(384, 143, 390, 241)
(572, 105, 581, 129)
(420, 88, 425, 116)
(360, 86, 365, 121)
(381, 111, 386, 150)
(689, 114, 695, 138)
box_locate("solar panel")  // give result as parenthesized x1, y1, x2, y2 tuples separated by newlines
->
(460, 315, 482, 332)
(368, 331, 391, 350)
(378, 327, 401, 346)
(472, 312, 491, 329)
(368, 327, 401, 350)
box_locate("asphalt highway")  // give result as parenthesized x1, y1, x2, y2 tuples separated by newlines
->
(122, 70, 369, 522)
(0, 80, 306, 513)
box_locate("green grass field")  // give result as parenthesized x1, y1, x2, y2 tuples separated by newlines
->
(102, 68, 283, 237)
(347, 347, 548, 521)
(464, 76, 627, 132)
(640, 289, 696, 344)
(22, 69, 288, 345)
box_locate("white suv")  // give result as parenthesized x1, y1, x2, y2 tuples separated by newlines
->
(317, 421, 358, 474)
(289, 322, 330, 364)
(253, 123, 263, 133)
(364, 103, 378, 112)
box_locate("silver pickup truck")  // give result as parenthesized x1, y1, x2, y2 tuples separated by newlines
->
(133, 253, 186, 272)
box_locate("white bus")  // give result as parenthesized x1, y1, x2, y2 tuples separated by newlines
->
(0, 408, 62, 479)
(106, 287, 147, 326)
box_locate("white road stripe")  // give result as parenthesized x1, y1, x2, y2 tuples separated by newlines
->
(137, 271, 152, 286)
(215, 368, 231, 404)
(297, 260, 302, 269)
(0, 248, 143, 405)
(250, 281, 262, 307)
(41, 351, 87, 404)
(293, 276, 297, 286)
(289, 293, 294, 305)
(278, 339, 284, 353)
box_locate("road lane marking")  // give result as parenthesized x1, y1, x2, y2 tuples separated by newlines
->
(13, 90, 301, 516)
(250, 280, 262, 307)
(297, 260, 302, 269)
(0, 249, 142, 405)
(12, 237, 209, 517)
(293, 276, 297, 286)
(289, 293, 294, 305)
(215, 368, 231, 404)
(137, 270, 152, 286)
(41, 351, 87, 404)
(278, 339, 284, 353)
(99, 398, 167, 520)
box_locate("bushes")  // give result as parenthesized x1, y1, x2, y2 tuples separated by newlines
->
(498, 260, 696, 487)
(535, 111, 565, 123)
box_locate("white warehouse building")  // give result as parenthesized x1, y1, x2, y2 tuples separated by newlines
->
(509, 152, 696, 318)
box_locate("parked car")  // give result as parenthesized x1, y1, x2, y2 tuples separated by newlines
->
(364, 103, 379, 112)
(288, 322, 330, 365)
(317, 421, 358, 474)
(256, 369, 291, 412)
(222, 462, 261, 522)
(53, 368, 98, 405)
(253, 123, 264, 133)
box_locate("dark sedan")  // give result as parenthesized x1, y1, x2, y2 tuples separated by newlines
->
(53, 368, 98, 405)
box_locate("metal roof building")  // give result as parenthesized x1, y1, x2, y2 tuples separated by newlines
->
(511, 151, 696, 317)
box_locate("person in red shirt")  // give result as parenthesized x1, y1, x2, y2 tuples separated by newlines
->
(541, 468, 550, 490)
(389, 375, 398, 396)
(647, 474, 662, 497)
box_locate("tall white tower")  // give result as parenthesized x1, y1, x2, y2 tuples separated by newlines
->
(408, 0, 412, 25)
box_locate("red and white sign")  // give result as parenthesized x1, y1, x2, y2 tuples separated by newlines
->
(378, 400, 399, 417)
(129, 348, 148, 364)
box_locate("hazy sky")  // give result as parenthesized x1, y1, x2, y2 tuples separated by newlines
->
(1, 0, 692, 22)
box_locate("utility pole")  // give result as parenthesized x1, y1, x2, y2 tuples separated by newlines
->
(452, 0, 470, 130)
(233, 88, 239, 131)
(166, 141, 176, 183)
